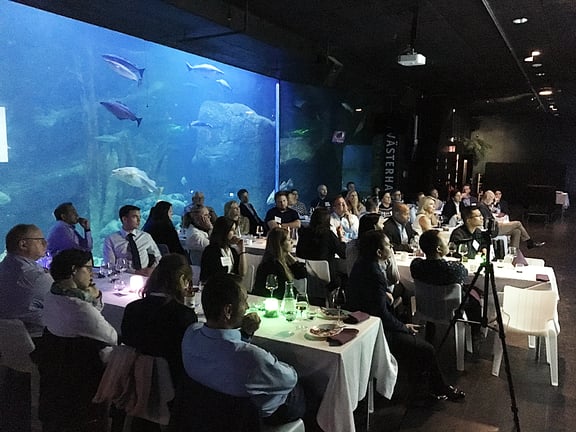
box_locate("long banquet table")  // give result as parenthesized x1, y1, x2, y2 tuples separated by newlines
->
(95, 274, 398, 432)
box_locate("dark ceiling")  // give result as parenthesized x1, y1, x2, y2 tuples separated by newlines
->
(13, 0, 576, 117)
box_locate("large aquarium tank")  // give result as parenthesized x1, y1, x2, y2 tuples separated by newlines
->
(0, 1, 375, 260)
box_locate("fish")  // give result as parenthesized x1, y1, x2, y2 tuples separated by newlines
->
(266, 178, 294, 205)
(100, 101, 142, 127)
(111, 167, 163, 195)
(189, 120, 213, 129)
(341, 102, 354, 113)
(0, 191, 11, 206)
(216, 78, 232, 90)
(185, 62, 224, 77)
(180, 176, 188, 186)
(354, 115, 367, 136)
(102, 54, 145, 86)
(289, 128, 310, 137)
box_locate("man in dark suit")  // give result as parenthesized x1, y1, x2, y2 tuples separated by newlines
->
(383, 203, 417, 252)
(461, 184, 478, 207)
(493, 190, 510, 216)
(237, 189, 264, 235)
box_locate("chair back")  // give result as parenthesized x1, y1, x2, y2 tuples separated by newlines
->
(413, 280, 462, 322)
(305, 259, 330, 298)
(171, 376, 260, 432)
(191, 265, 201, 285)
(243, 264, 255, 292)
(524, 257, 545, 266)
(0, 319, 36, 373)
(293, 278, 308, 295)
(502, 285, 557, 333)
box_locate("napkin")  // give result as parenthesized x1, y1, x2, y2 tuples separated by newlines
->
(328, 328, 359, 346)
(512, 249, 528, 266)
(536, 274, 550, 282)
(343, 311, 370, 324)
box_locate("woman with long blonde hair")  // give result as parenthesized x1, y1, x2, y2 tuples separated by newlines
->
(345, 190, 366, 217)
(413, 195, 438, 233)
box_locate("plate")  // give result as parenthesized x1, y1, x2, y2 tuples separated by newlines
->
(318, 308, 350, 320)
(307, 324, 343, 339)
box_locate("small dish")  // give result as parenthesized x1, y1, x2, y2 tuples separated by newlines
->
(307, 323, 343, 339)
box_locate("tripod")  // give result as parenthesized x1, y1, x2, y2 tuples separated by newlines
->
(438, 227, 521, 432)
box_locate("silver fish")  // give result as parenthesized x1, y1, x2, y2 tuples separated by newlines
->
(341, 102, 353, 113)
(102, 54, 145, 86)
(180, 176, 188, 186)
(186, 62, 224, 76)
(100, 101, 142, 127)
(0, 191, 11, 206)
(111, 167, 163, 195)
(216, 79, 232, 90)
(189, 120, 213, 129)
(266, 179, 294, 205)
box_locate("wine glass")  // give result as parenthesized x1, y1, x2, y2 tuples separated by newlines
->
(458, 243, 469, 261)
(331, 287, 347, 327)
(256, 225, 264, 238)
(115, 258, 128, 274)
(448, 242, 457, 257)
(265, 274, 278, 298)
(99, 262, 113, 280)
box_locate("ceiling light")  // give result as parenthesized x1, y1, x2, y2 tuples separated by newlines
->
(539, 89, 553, 96)
(355, 108, 363, 112)
(512, 17, 528, 24)
(532, 63, 543, 68)
(536, 72, 546, 77)
(524, 56, 533, 62)
(531, 50, 541, 56)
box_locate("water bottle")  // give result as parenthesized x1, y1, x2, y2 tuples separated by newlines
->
(281, 281, 296, 322)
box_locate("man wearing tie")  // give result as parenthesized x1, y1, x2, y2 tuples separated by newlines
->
(47, 202, 93, 256)
(237, 188, 264, 235)
(383, 203, 417, 252)
(103, 205, 161, 276)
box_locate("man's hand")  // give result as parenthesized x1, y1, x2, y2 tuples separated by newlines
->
(406, 324, 421, 335)
(241, 312, 261, 336)
(78, 217, 91, 231)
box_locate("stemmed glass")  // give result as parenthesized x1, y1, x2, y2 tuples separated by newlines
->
(115, 258, 128, 274)
(448, 242, 457, 257)
(265, 274, 278, 298)
(99, 262, 113, 280)
(331, 286, 347, 327)
(458, 243, 469, 261)
(256, 225, 264, 238)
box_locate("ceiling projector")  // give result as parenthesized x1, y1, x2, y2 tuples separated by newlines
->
(398, 52, 426, 66)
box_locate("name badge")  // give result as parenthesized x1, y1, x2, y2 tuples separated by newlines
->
(221, 256, 232, 267)
(472, 240, 480, 251)
(274, 216, 282, 224)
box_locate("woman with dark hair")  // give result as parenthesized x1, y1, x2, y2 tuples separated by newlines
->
(200, 216, 247, 282)
(296, 207, 346, 288)
(38, 249, 117, 432)
(142, 201, 188, 258)
(223, 200, 250, 236)
(348, 231, 465, 405)
(120, 253, 198, 431)
(379, 192, 394, 219)
(253, 227, 307, 299)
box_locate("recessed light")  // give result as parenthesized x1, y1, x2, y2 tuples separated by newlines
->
(539, 89, 553, 96)
(355, 108, 363, 112)
(531, 50, 541, 56)
(513, 17, 528, 24)
(536, 72, 546, 77)
(532, 63, 543, 68)
(524, 56, 533, 62)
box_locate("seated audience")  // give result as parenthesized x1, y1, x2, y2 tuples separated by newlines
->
(184, 191, 217, 223)
(461, 184, 478, 207)
(330, 195, 359, 240)
(238, 188, 264, 235)
(413, 195, 439, 233)
(0, 224, 53, 431)
(430, 188, 444, 212)
(479, 190, 544, 249)
(410, 230, 482, 348)
(345, 190, 366, 217)
(121, 254, 198, 431)
(224, 200, 250, 236)
(493, 190, 510, 216)
(391, 189, 404, 203)
(253, 227, 307, 299)
(200, 216, 247, 282)
(182, 205, 212, 264)
(379, 191, 394, 219)
(103, 205, 161, 276)
(142, 200, 188, 258)
(182, 273, 305, 425)
(47, 202, 92, 256)
(383, 203, 417, 252)
(364, 196, 380, 215)
(38, 249, 117, 432)
(264, 191, 301, 232)
(310, 184, 330, 211)
(288, 189, 307, 217)
(346, 213, 387, 276)
(442, 190, 463, 226)
(449, 207, 492, 258)
(348, 230, 465, 404)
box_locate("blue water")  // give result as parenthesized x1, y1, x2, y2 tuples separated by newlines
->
(0, 1, 371, 259)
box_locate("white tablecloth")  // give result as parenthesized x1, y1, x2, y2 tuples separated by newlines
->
(96, 276, 398, 432)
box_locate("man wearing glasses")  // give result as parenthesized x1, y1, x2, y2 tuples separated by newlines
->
(449, 207, 492, 259)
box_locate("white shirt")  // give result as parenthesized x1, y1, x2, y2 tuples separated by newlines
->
(184, 225, 210, 251)
(330, 212, 359, 240)
(103, 228, 161, 268)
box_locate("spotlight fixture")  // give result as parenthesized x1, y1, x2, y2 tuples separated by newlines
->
(539, 89, 553, 96)
(532, 63, 543, 68)
(536, 72, 546, 77)
(512, 17, 528, 24)
(524, 56, 533, 62)
(531, 50, 541, 56)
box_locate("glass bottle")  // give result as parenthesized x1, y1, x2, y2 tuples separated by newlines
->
(281, 280, 296, 322)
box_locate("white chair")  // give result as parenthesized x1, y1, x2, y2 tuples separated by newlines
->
(245, 253, 263, 273)
(0, 319, 36, 373)
(412, 281, 473, 371)
(304, 259, 331, 299)
(261, 418, 305, 432)
(293, 278, 308, 295)
(525, 257, 545, 266)
(242, 264, 255, 292)
(492, 285, 559, 386)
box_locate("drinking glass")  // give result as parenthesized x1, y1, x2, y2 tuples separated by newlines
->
(265, 274, 278, 298)
(331, 287, 347, 326)
(99, 262, 113, 280)
(115, 258, 128, 274)
(256, 225, 264, 238)
(458, 243, 469, 260)
(448, 242, 457, 257)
